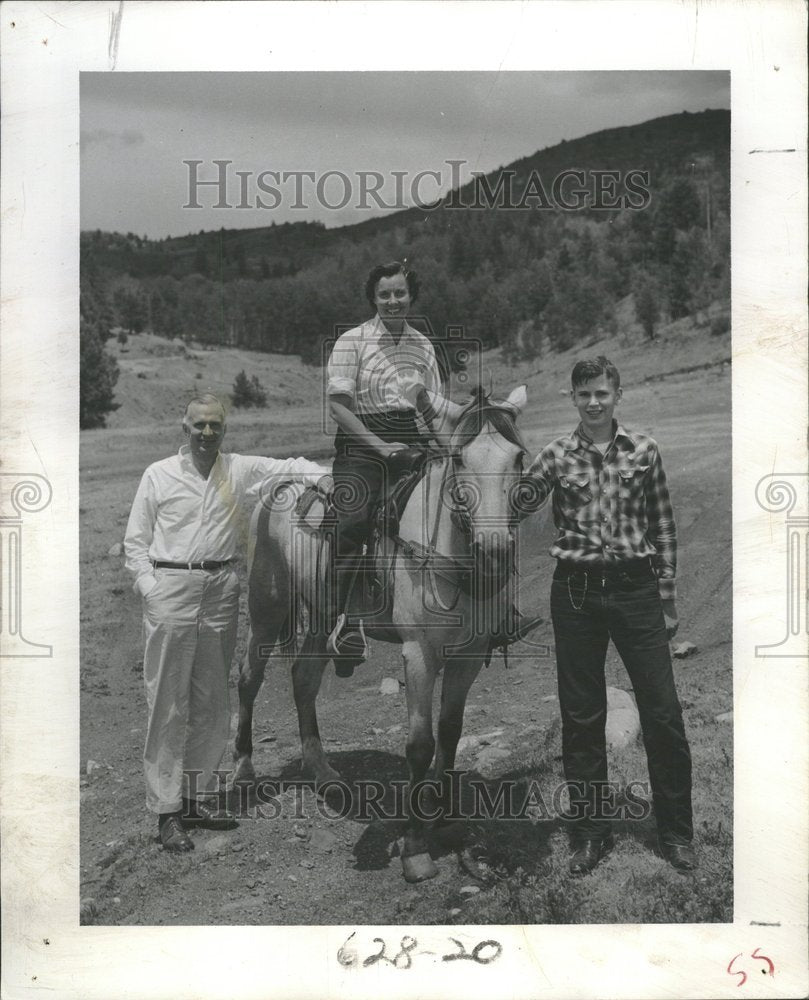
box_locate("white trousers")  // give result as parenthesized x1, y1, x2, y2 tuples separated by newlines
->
(141, 566, 239, 814)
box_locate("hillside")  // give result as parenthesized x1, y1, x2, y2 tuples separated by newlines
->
(81, 108, 730, 406)
(91, 295, 730, 446)
(84, 109, 728, 281)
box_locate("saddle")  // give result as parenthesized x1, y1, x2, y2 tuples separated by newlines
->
(378, 447, 433, 538)
(292, 447, 433, 641)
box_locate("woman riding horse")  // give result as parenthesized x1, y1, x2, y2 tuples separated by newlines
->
(326, 260, 442, 671)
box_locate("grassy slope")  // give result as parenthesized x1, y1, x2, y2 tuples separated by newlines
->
(96, 296, 729, 450)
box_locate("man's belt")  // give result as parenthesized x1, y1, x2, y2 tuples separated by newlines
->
(555, 557, 655, 580)
(152, 560, 232, 571)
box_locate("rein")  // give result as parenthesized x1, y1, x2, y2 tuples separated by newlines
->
(388, 449, 464, 611)
(389, 403, 523, 612)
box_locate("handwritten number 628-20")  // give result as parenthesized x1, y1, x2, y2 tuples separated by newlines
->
(337, 934, 502, 969)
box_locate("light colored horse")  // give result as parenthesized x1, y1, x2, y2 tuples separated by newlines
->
(233, 385, 537, 882)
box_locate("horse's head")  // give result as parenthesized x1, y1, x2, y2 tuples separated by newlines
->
(443, 385, 529, 583)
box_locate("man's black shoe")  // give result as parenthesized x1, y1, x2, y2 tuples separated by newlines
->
(159, 814, 195, 852)
(568, 834, 615, 876)
(181, 798, 237, 830)
(659, 840, 698, 871)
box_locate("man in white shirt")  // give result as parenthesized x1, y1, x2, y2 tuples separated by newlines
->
(124, 393, 329, 852)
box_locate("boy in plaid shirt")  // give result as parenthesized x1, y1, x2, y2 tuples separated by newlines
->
(527, 357, 695, 875)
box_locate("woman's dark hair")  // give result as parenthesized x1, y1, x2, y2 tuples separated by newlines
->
(364, 260, 420, 308)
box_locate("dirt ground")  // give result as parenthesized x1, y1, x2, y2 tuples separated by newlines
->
(80, 320, 732, 926)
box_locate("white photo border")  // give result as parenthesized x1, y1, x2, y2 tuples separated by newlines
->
(1, 1, 807, 998)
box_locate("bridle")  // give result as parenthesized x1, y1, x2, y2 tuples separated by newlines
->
(390, 400, 540, 612)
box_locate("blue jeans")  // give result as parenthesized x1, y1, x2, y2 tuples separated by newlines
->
(550, 561, 693, 845)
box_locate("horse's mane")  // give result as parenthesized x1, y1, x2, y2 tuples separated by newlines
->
(450, 385, 528, 457)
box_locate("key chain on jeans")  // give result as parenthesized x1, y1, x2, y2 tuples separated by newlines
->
(568, 571, 587, 611)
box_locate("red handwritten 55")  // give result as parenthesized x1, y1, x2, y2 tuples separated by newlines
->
(727, 949, 775, 986)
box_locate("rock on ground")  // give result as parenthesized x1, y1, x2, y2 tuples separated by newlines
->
(456, 730, 505, 756)
(308, 828, 338, 853)
(605, 687, 640, 749)
(474, 746, 512, 778)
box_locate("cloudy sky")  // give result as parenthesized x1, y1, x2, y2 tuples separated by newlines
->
(81, 71, 729, 240)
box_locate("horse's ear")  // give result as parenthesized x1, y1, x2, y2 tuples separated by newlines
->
(502, 384, 527, 414)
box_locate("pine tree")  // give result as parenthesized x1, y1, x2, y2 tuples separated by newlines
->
(667, 241, 692, 319)
(113, 287, 147, 334)
(634, 277, 661, 339)
(193, 245, 210, 277)
(80, 319, 120, 428)
(231, 370, 267, 408)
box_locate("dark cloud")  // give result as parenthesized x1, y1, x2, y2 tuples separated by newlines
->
(80, 71, 729, 137)
(79, 71, 729, 238)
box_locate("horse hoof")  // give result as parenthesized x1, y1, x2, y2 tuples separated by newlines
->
(402, 853, 439, 883)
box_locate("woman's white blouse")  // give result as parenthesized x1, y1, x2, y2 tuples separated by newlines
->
(326, 316, 441, 414)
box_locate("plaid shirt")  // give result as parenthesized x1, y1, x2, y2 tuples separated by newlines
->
(526, 421, 677, 599)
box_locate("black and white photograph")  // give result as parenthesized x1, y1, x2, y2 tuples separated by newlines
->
(2, 3, 807, 998)
(78, 68, 733, 925)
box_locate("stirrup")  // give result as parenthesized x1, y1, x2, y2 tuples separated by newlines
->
(327, 614, 368, 662)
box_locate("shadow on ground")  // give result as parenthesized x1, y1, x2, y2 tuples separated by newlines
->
(222, 748, 578, 877)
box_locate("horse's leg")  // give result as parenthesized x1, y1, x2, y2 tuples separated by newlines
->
(432, 652, 486, 844)
(292, 632, 340, 786)
(401, 637, 441, 883)
(234, 499, 288, 785)
(233, 617, 285, 784)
